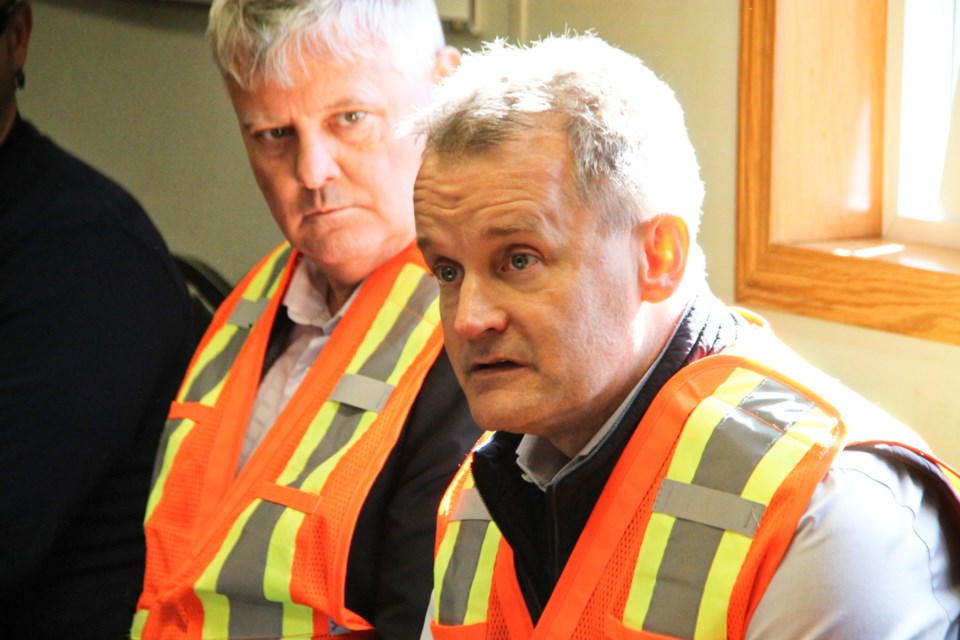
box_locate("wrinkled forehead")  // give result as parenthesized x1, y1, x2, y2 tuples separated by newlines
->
(414, 135, 588, 244)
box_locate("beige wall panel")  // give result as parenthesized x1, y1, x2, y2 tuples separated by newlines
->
(20, 0, 280, 283)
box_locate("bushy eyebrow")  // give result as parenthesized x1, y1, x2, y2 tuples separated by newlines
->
(238, 96, 383, 130)
(479, 220, 542, 239)
(416, 207, 558, 257)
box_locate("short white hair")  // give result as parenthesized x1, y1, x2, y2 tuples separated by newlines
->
(208, 0, 446, 88)
(413, 33, 705, 244)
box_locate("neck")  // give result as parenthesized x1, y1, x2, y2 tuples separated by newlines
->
(325, 280, 359, 316)
(0, 102, 16, 145)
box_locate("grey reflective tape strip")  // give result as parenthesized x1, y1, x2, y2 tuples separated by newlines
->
(654, 478, 765, 537)
(182, 326, 250, 403)
(289, 404, 365, 490)
(438, 520, 490, 626)
(353, 273, 438, 382)
(645, 519, 724, 639)
(739, 377, 816, 432)
(213, 269, 439, 622)
(329, 619, 353, 636)
(266, 246, 294, 290)
(217, 501, 286, 638)
(150, 418, 183, 487)
(182, 249, 291, 403)
(449, 486, 491, 522)
(228, 298, 270, 328)
(692, 407, 782, 491)
(328, 374, 395, 413)
(286, 272, 438, 490)
(643, 376, 814, 638)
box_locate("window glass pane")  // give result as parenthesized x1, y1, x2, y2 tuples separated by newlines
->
(893, 0, 958, 223)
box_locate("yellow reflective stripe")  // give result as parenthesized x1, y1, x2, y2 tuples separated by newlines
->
(622, 512, 676, 629)
(282, 602, 315, 638)
(668, 396, 730, 484)
(623, 367, 769, 631)
(195, 501, 261, 639)
(262, 508, 314, 638)
(294, 293, 438, 493)
(244, 244, 289, 302)
(263, 508, 304, 601)
(130, 609, 148, 639)
(350, 263, 430, 374)
(694, 531, 751, 640)
(275, 402, 338, 487)
(177, 245, 289, 404)
(463, 525, 502, 625)
(144, 418, 196, 522)
(669, 369, 766, 484)
(434, 520, 462, 622)
(384, 298, 439, 385)
(299, 411, 378, 494)
(778, 407, 836, 449)
(743, 416, 828, 505)
(275, 265, 437, 490)
(177, 324, 238, 404)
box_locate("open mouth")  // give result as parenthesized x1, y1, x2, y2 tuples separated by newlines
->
(473, 360, 520, 372)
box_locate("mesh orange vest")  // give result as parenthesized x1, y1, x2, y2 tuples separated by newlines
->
(133, 243, 445, 639)
(430, 315, 960, 640)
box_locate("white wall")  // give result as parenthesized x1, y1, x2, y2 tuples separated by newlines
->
(19, 0, 960, 465)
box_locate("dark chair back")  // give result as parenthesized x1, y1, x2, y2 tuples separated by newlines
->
(173, 255, 233, 346)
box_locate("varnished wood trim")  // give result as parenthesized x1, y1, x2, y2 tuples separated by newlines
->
(736, 0, 960, 345)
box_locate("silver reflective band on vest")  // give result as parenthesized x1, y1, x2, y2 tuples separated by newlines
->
(654, 478, 765, 537)
(208, 269, 441, 637)
(642, 376, 817, 639)
(228, 297, 270, 328)
(439, 519, 492, 626)
(449, 486, 491, 522)
(437, 485, 497, 626)
(328, 374, 395, 413)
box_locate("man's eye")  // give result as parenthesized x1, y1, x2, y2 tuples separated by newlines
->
(435, 265, 460, 283)
(256, 127, 291, 142)
(336, 111, 366, 126)
(509, 253, 538, 270)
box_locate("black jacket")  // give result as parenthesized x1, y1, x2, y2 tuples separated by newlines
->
(0, 116, 195, 637)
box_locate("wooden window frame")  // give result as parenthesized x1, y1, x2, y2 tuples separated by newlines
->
(736, 0, 960, 345)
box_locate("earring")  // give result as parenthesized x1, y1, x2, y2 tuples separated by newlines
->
(14, 69, 24, 89)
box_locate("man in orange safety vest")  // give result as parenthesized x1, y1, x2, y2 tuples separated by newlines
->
(132, 2, 480, 638)
(411, 34, 960, 639)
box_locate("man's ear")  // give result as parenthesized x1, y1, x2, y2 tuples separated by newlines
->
(10, 1, 33, 69)
(431, 46, 461, 83)
(637, 214, 689, 303)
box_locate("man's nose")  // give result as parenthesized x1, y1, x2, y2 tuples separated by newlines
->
(295, 135, 341, 189)
(450, 274, 508, 340)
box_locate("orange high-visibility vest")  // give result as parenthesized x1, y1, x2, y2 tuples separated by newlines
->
(133, 243, 445, 639)
(430, 313, 960, 640)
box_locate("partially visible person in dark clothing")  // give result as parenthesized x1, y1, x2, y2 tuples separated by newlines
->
(0, 2, 194, 636)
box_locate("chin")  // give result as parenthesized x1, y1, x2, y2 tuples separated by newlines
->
(467, 405, 513, 433)
(470, 400, 545, 436)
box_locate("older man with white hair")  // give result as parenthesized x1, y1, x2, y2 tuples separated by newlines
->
(133, 2, 478, 638)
